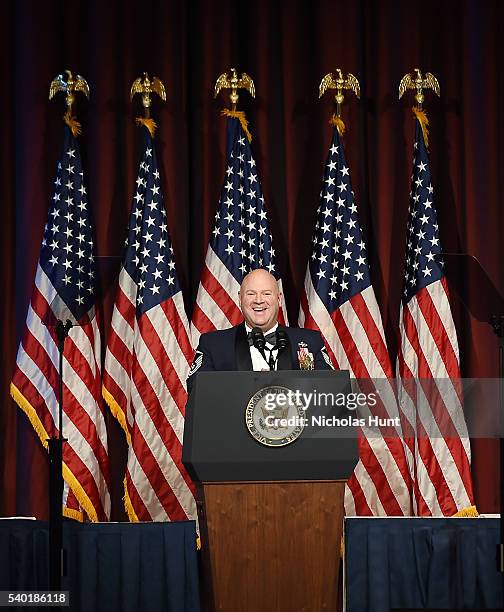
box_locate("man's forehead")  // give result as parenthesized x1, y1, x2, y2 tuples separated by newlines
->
(243, 284, 276, 292)
(241, 270, 278, 292)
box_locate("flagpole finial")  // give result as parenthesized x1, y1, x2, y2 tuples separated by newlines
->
(130, 73, 166, 137)
(319, 68, 360, 118)
(398, 69, 440, 110)
(49, 70, 90, 136)
(130, 73, 166, 120)
(214, 68, 255, 111)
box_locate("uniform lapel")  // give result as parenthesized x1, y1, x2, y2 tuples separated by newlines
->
(235, 322, 253, 370)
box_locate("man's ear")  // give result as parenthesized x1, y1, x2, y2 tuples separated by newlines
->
(277, 293, 282, 306)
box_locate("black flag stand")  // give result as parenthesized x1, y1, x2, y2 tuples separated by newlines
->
(44, 257, 118, 591)
(438, 253, 504, 572)
(48, 319, 72, 590)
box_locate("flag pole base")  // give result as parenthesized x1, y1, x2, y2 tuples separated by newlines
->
(48, 436, 67, 590)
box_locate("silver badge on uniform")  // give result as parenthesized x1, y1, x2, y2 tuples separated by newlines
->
(321, 346, 334, 370)
(188, 350, 204, 376)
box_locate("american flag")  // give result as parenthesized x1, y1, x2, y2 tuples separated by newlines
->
(299, 127, 412, 515)
(396, 117, 474, 515)
(191, 116, 288, 345)
(102, 127, 197, 521)
(10, 125, 111, 522)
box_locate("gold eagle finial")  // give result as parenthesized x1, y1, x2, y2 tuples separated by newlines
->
(214, 68, 255, 111)
(49, 70, 89, 136)
(398, 68, 440, 109)
(130, 73, 166, 119)
(319, 68, 360, 117)
(49, 70, 89, 116)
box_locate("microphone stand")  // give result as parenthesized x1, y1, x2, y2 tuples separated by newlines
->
(48, 319, 72, 590)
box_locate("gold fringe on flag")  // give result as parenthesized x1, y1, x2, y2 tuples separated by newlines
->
(63, 111, 82, 137)
(452, 505, 479, 518)
(102, 387, 132, 445)
(61, 463, 92, 521)
(412, 106, 430, 148)
(221, 108, 252, 143)
(9, 382, 94, 522)
(123, 476, 139, 522)
(63, 507, 84, 521)
(329, 114, 346, 136)
(135, 117, 158, 138)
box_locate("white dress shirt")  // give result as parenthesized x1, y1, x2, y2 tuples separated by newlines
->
(245, 323, 279, 371)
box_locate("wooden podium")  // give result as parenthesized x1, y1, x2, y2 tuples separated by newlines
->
(183, 371, 357, 612)
(197, 480, 345, 612)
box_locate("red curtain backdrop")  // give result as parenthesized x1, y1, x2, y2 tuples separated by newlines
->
(1, 0, 503, 519)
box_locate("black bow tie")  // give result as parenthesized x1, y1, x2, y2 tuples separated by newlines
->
(247, 330, 277, 346)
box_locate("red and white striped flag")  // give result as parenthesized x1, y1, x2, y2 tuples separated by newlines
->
(299, 126, 412, 515)
(191, 114, 287, 345)
(10, 125, 111, 521)
(103, 127, 196, 521)
(396, 114, 474, 515)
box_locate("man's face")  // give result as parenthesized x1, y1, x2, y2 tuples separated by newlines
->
(239, 270, 281, 332)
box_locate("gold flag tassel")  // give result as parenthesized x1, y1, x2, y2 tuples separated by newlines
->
(412, 106, 430, 149)
(135, 117, 158, 138)
(329, 114, 346, 136)
(63, 111, 82, 137)
(214, 68, 256, 142)
(399, 69, 441, 149)
(221, 108, 252, 143)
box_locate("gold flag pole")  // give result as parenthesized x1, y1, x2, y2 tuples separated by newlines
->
(130, 72, 166, 137)
(214, 67, 255, 142)
(319, 68, 360, 136)
(49, 70, 90, 137)
(399, 68, 440, 147)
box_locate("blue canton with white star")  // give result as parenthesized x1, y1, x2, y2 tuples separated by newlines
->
(402, 120, 444, 304)
(210, 118, 277, 283)
(310, 129, 371, 310)
(40, 126, 96, 321)
(123, 129, 180, 316)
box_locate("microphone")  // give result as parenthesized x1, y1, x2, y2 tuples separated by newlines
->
(251, 327, 271, 369)
(275, 329, 288, 352)
(269, 329, 289, 371)
(250, 327, 266, 351)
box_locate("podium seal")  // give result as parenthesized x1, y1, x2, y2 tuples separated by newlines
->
(245, 385, 306, 447)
